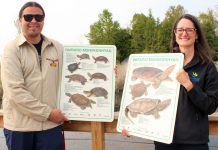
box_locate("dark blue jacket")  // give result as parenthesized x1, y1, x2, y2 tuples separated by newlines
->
(173, 55, 218, 144)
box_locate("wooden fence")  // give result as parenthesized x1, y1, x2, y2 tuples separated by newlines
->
(0, 110, 217, 150)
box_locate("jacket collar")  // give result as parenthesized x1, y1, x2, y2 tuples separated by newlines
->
(184, 54, 201, 69)
(17, 33, 53, 47)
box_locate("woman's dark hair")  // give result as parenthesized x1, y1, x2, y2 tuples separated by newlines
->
(19, 1, 45, 18)
(170, 14, 212, 64)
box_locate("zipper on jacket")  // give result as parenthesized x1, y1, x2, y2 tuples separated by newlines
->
(196, 112, 199, 120)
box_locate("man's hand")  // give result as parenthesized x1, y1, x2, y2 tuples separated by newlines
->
(48, 108, 68, 123)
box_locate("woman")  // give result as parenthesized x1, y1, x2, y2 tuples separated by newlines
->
(154, 14, 218, 150)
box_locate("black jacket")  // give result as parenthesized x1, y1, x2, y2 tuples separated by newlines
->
(173, 55, 218, 144)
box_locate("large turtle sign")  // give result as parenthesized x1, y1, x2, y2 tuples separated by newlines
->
(59, 45, 116, 122)
(117, 53, 184, 144)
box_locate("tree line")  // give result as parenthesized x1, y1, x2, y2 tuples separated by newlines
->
(86, 5, 218, 63)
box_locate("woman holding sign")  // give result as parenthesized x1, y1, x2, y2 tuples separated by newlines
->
(154, 14, 218, 150)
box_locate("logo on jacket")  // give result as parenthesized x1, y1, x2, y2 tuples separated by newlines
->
(46, 58, 58, 67)
(190, 71, 200, 82)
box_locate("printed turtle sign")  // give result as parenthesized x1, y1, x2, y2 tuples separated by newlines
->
(117, 53, 184, 144)
(60, 45, 116, 122)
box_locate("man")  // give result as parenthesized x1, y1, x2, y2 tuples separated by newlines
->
(1, 2, 68, 150)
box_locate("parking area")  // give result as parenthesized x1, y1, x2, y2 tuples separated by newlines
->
(0, 129, 218, 150)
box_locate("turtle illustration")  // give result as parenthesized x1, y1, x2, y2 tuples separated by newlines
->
(130, 81, 151, 100)
(92, 56, 109, 63)
(84, 87, 108, 99)
(87, 72, 107, 81)
(77, 53, 90, 60)
(65, 74, 87, 85)
(67, 62, 80, 73)
(131, 64, 175, 88)
(65, 93, 96, 110)
(125, 98, 171, 123)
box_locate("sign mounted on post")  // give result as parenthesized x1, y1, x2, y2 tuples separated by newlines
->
(60, 45, 116, 122)
(117, 53, 184, 144)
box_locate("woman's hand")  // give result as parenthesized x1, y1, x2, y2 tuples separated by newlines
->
(176, 69, 193, 91)
(121, 128, 130, 137)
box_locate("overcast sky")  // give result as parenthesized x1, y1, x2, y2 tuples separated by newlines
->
(0, 0, 217, 55)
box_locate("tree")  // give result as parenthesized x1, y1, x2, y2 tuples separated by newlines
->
(87, 9, 132, 62)
(143, 9, 158, 53)
(86, 5, 218, 61)
(115, 28, 131, 62)
(130, 10, 159, 53)
(87, 9, 120, 45)
(130, 13, 147, 53)
(157, 5, 186, 52)
(199, 10, 218, 60)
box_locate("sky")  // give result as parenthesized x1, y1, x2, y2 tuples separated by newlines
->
(0, 0, 218, 55)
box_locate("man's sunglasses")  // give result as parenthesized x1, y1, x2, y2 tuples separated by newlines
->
(23, 14, 44, 22)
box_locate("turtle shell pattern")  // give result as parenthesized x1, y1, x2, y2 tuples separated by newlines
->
(66, 93, 96, 110)
(67, 62, 80, 73)
(84, 87, 108, 99)
(93, 56, 109, 63)
(65, 74, 87, 85)
(87, 72, 107, 81)
(77, 53, 90, 60)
